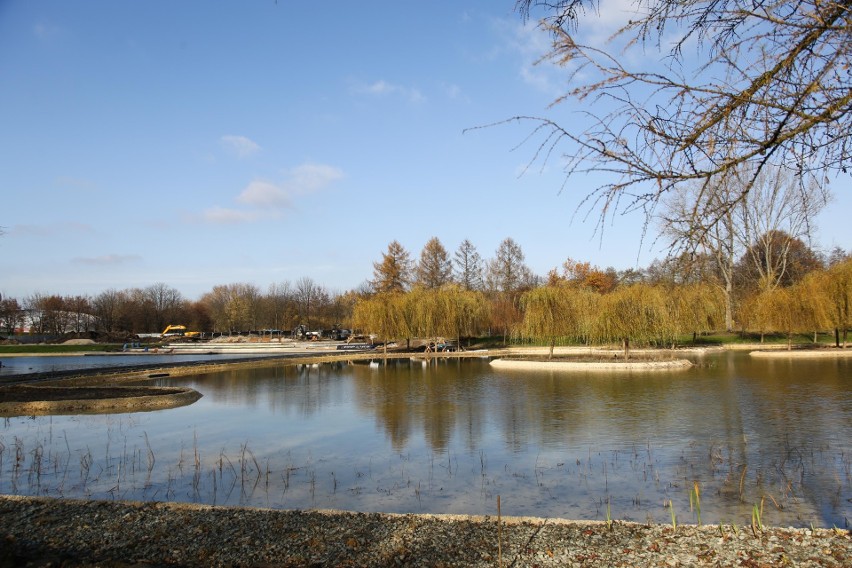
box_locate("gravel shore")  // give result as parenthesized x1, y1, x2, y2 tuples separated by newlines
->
(2, 496, 849, 567)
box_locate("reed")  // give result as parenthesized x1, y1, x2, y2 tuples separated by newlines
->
(0, 422, 846, 527)
(751, 496, 765, 536)
(667, 499, 677, 530)
(689, 481, 701, 526)
(605, 497, 613, 530)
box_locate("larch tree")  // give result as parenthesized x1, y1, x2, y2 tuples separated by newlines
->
(416, 237, 453, 289)
(504, 0, 851, 239)
(453, 239, 484, 291)
(371, 240, 413, 294)
(485, 237, 535, 342)
(485, 238, 535, 294)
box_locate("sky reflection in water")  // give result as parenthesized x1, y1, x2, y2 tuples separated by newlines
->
(1, 352, 849, 528)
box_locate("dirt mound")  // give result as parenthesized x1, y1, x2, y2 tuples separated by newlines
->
(61, 338, 97, 345)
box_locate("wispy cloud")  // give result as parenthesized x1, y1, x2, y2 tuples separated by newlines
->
(72, 254, 142, 266)
(236, 163, 344, 207)
(33, 22, 61, 41)
(200, 162, 344, 225)
(236, 180, 292, 208)
(220, 135, 261, 158)
(351, 80, 426, 104)
(286, 163, 344, 192)
(9, 222, 95, 237)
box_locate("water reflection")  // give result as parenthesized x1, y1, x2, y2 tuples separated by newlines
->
(0, 353, 849, 528)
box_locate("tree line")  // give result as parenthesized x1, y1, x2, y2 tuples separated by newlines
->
(1, 234, 849, 352)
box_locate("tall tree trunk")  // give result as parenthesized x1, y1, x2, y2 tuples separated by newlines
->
(724, 282, 733, 332)
(622, 337, 630, 359)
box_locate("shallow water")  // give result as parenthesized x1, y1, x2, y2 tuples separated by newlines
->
(1, 352, 849, 528)
(0, 353, 280, 376)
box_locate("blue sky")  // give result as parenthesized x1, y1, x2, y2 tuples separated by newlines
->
(2, 1, 850, 300)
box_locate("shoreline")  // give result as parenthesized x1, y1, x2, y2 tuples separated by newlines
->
(2, 495, 849, 567)
(490, 357, 694, 371)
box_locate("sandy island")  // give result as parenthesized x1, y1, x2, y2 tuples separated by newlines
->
(490, 357, 694, 371)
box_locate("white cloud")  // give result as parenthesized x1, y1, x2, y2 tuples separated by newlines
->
(352, 80, 426, 104)
(220, 135, 261, 158)
(200, 162, 343, 225)
(72, 254, 142, 266)
(236, 180, 291, 207)
(236, 163, 344, 206)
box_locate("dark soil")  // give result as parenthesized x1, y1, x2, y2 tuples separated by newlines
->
(0, 385, 187, 403)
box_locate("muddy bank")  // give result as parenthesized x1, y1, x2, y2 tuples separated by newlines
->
(0, 384, 202, 416)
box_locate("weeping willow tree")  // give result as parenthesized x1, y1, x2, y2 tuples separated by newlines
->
(439, 285, 490, 349)
(519, 286, 572, 358)
(352, 292, 407, 357)
(738, 290, 776, 343)
(824, 258, 852, 347)
(793, 270, 832, 344)
(664, 283, 726, 347)
(595, 283, 668, 358)
(519, 285, 600, 358)
(354, 287, 490, 354)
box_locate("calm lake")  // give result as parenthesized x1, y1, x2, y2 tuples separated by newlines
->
(1, 351, 849, 528)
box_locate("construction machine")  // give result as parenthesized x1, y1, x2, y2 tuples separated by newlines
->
(161, 325, 202, 339)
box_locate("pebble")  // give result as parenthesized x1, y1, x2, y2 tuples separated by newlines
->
(1, 495, 850, 567)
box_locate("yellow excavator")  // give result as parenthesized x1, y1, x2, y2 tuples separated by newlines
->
(161, 325, 202, 339)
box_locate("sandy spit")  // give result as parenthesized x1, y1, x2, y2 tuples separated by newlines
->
(750, 349, 852, 358)
(490, 358, 694, 372)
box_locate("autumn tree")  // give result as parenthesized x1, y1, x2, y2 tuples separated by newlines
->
(485, 238, 535, 293)
(0, 296, 23, 334)
(556, 258, 617, 293)
(371, 240, 413, 294)
(509, 0, 851, 237)
(416, 237, 453, 289)
(454, 239, 484, 291)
